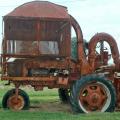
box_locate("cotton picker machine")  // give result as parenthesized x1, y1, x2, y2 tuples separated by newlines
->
(1, 1, 120, 113)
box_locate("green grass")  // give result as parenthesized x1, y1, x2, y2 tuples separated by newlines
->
(0, 110, 120, 120)
(0, 82, 120, 120)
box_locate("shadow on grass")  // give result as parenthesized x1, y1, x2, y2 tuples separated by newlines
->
(30, 100, 72, 113)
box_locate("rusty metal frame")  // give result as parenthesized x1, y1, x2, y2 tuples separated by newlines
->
(1, 1, 120, 110)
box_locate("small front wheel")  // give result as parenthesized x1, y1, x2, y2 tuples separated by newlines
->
(2, 89, 30, 110)
(70, 75, 116, 113)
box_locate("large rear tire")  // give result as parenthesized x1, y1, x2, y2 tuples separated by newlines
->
(70, 75, 116, 113)
(2, 89, 30, 110)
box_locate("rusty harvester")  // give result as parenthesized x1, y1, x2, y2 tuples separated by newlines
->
(1, 1, 120, 113)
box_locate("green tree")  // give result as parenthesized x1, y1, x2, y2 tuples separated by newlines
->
(71, 37, 77, 60)
(71, 37, 88, 60)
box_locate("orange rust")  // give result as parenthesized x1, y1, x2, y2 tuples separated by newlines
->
(79, 83, 107, 111)
(7, 95, 25, 110)
(1, 1, 120, 110)
(57, 77, 68, 85)
(1, 76, 57, 81)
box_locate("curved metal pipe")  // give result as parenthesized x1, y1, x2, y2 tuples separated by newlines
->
(70, 15, 85, 60)
(70, 15, 91, 74)
(88, 32, 120, 70)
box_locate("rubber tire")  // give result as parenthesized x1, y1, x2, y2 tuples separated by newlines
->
(2, 89, 30, 110)
(58, 88, 70, 103)
(70, 75, 116, 113)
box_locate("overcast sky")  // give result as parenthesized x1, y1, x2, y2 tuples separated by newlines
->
(0, 0, 120, 50)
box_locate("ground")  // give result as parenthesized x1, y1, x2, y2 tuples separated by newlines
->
(0, 82, 120, 120)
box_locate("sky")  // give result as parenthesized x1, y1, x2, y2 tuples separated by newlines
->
(0, 0, 120, 50)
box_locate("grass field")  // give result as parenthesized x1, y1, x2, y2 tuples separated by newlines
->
(0, 82, 120, 120)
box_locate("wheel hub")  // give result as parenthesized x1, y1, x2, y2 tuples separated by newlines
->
(90, 93, 100, 103)
(79, 83, 107, 111)
(7, 95, 25, 110)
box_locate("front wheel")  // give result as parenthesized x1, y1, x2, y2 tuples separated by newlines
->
(2, 89, 30, 110)
(70, 75, 116, 113)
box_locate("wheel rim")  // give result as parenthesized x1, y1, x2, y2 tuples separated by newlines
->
(7, 95, 25, 110)
(79, 82, 111, 113)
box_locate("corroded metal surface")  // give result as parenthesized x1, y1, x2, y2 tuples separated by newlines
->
(88, 33, 120, 71)
(70, 15, 92, 75)
(4, 1, 70, 19)
(1, 1, 120, 111)
(79, 82, 108, 111)
(7, 95, 24, 110)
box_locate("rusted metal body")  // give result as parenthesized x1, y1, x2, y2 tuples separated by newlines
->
(1, 1, 120, 111)
(1, 1, 77, 87)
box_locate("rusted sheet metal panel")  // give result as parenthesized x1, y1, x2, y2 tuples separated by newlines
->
(4, 19, 36, 40)
(40, 21, 61, 41)
(4, 1, 70, 20)
(4, 19, 69, 40)
(3, 1, 71, 57)
(5, 20, 71, 57)
(4, 19, 63, 40)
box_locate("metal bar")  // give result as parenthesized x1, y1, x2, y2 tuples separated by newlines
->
(1, 54, 65, 58)
(1, 76, 57, 81)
